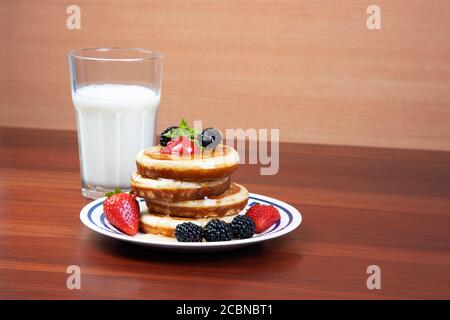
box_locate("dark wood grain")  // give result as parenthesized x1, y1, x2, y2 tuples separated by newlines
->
(0, 127, 449, 299)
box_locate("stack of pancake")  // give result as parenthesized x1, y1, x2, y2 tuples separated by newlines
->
(131, 144, 249, 238)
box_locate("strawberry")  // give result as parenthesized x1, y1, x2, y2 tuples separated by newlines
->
(245, 204, 281, 233)
(160, 136, 198, 155)
(103, 190, 140, 236)
(160, 137, 181, 154)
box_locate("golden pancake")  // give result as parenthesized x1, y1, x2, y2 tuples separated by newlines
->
(144, 183, 249, 218)
(139, 212, 239, 238)
(131, 172, 230, 201)
(136, 144, 239, 181)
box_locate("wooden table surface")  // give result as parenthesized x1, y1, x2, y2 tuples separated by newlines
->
(0, 127, 449, 299)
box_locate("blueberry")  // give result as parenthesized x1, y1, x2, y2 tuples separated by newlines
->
(160, 126, 178, 146)
(197, 128, 222, 149)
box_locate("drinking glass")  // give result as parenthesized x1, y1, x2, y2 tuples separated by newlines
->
(68, 47, 163, 199)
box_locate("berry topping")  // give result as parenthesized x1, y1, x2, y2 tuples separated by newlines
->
(231, 215, 255, 239)
(160, 126, 179, 146)
(197, 128, 222, 150)
(160, 137, 181, 154)
(175, 222, 203, 242)
(160, 119, 200, 144)
(159, 119, 202, 155)
(203, 219, 233, 242)
(160, 136, 197, 155)
(103, 189, 140, 236)
(245, 204, 281, 233)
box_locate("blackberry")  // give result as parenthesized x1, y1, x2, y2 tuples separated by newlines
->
(203, 219, 232, 242)
(231, 215, 255, 239)
(175, 222, 203, 242)
(160, 126, 179, 146)
(197, 128, 222, 150)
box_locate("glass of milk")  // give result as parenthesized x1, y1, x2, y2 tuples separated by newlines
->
(68, 47, 163, 199)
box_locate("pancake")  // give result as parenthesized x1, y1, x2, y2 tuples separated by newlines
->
(140, 212, 240, 238)
(131, 172, 230, 201)
(144, 183, 249, 218)
(136, 144, 239, 181)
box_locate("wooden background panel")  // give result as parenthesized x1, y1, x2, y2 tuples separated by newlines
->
(1, 0, 450, 150)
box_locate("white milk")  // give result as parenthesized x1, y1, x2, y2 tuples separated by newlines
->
(72, 84, 160, 190)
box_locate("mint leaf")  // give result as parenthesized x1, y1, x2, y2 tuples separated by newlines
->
(163, 119, 202, 141)
(163, 130, 179, 138)
(164, 127, 188, 139)
(179, 118, 189, 129)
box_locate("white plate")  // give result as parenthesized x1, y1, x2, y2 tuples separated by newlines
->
(80, 193, 302, 252)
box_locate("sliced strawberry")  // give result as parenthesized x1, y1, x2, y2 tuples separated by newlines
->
(160, 136, 198, 155)
(103, 192, 140, 236)
(179, 136, 197, 154)
(160, 137, 182, 154)
(245, 204, 281, 233)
